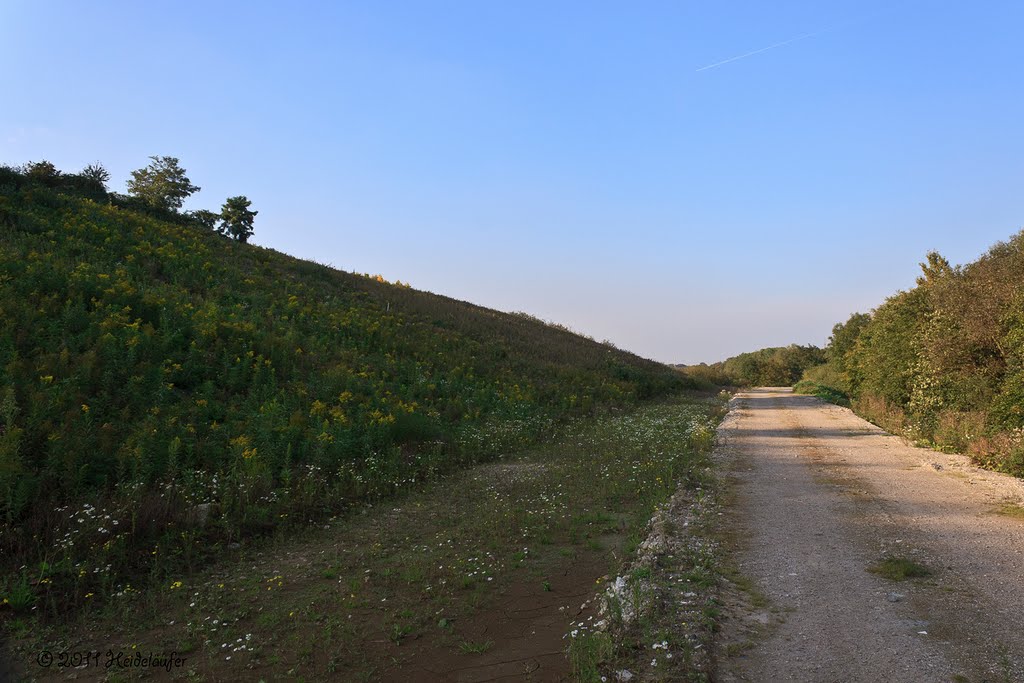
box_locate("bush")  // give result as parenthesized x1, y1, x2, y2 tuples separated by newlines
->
(801, 363, 850, 394)
(793, 379, 850, 407)
(823, 233, 1024, 465)
(679, 364, 732, 388)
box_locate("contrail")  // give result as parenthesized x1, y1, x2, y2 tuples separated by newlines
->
(695, 27, 829, 72)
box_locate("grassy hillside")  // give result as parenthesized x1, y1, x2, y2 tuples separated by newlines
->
(0, 167, 692, 615)
(797, 235, 1024, 476)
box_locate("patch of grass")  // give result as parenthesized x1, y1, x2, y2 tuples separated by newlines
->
(458, 639, 493, 654)
(726, 570, 769, 609)
(2, 574, 36, 613)
(389, 622, 413, 644)
(995, 503, 1024, 520)
(630, 566, 652, 581)
(793, 379, 851, 407)
(567, 631, 613, 682)
(869, 556, 931, 581)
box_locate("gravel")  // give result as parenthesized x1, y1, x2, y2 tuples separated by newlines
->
(715, 388, 1024, 682)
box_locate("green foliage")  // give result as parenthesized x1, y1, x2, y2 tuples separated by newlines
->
(2, 573, 36, 612)
(23, 160, 60, 184)
(458, 639, 494, 654)
(567, 630, 613, 681)
(795, 362, 852, 405)
(126, 155, 200, 211)
(811, 232, 1024, 475)
(0, 161, 109, 204)
(850, 288, 931, 408)
(826, 312, 870, 381)
(186, 209, 220, 232)
(220, 195, 257, 242)
(0, 161, 694, 611)
(793, 378, 850, 407)
(718, 344, 825, 387)
(80, 162, 110, 189)
(677, 363, 732, 388)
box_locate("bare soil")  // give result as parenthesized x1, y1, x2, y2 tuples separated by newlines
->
(715, 388, 1024, 683)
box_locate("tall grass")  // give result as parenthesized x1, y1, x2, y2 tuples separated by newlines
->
(0, 168, 694, 615)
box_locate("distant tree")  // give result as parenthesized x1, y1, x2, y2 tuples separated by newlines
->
(80, 162, 111, 189)
(126, 156, 199, 211)
(916, 250, 953, 287)
(220, 195, 257, 242)
(721, 344, 824, 387)
(23, 160, 60, 185)
(0, 164, 21, 190)
(187, 209, 220, 232)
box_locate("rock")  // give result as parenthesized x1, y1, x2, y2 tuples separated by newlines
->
(185, 503, 213, 527)
(616, 671, 634, 682)
(887, 592, 904, 603)
(227, 542, 241, 550)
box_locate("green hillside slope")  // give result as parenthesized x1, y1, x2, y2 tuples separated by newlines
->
(0, 168, 692, 612)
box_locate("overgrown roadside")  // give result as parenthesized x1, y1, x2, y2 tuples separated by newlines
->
(563, 394, 740, 683)
(4, 393, 726, 682)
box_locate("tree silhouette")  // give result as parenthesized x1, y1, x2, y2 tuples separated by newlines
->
(220, 195, 257, 242)
(126, 156, 199, 211)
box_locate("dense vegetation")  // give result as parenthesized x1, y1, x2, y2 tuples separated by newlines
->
(0, 162, 693, 615)
(680, 344, 824, 387)
(797, 236, 1024, 476)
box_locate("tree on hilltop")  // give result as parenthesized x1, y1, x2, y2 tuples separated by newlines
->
(126, 156, 199, 211)
(80, 162, 110, 190)
(23, 160, 60, 185)
(220, 195, 257, 243)
(187, 209, 220, 232)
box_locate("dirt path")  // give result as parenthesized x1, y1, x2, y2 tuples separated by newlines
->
(716, 388, 1024, 683)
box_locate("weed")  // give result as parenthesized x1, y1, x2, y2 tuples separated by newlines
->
(869, 556, 931, 581)
(997, 643, 1015, 683)
(389, 623, 412, 644)
(567, 631, 613, 682)
(995, 503, 1024, 520)
(3, 574, 35, 613)
(458, 639, 493, 654)
(630, 566, 652, 581)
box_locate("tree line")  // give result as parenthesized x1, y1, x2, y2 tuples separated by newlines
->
(0, 156, 257, 242)
(799, 233, 1024, 476)
(681, 344, 825, 387)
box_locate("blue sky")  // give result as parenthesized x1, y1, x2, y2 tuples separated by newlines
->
(3, 1, 1022, 363)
